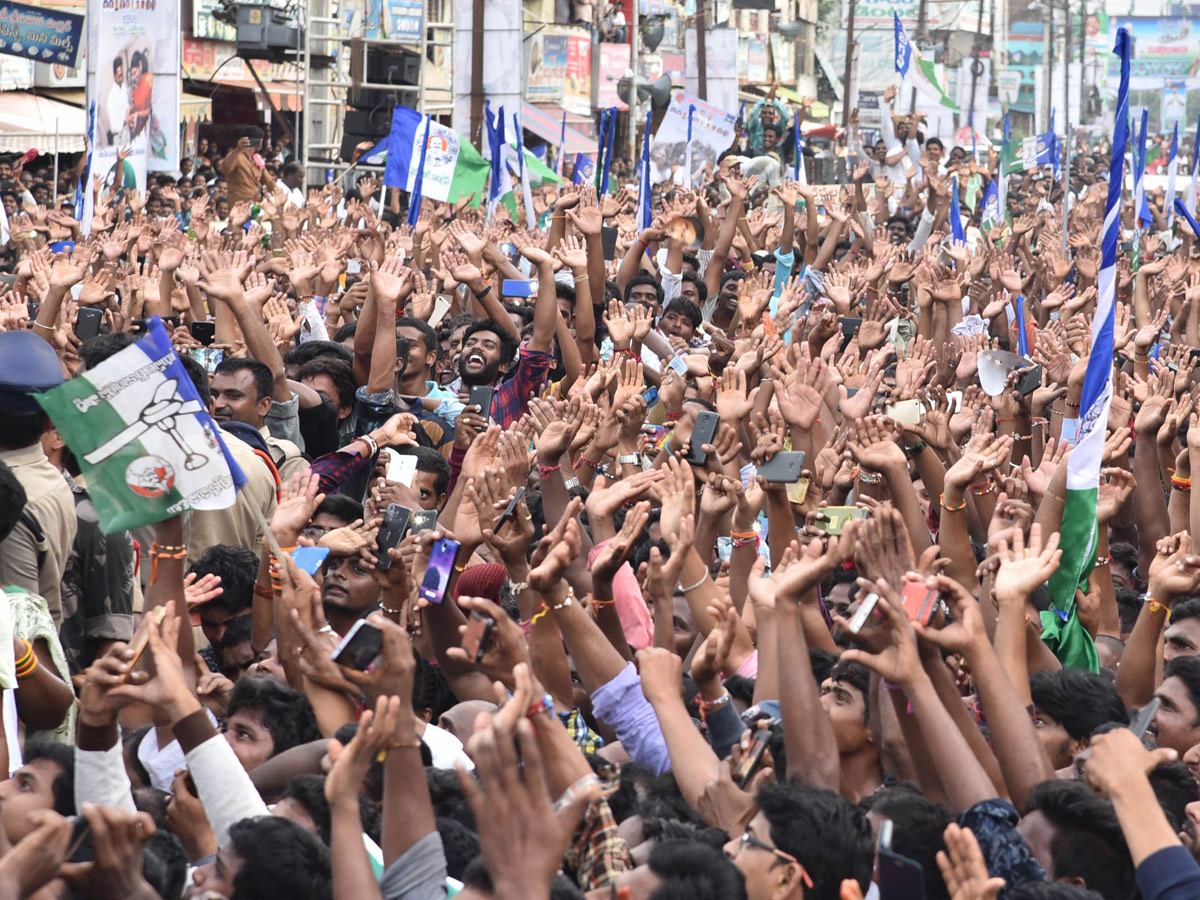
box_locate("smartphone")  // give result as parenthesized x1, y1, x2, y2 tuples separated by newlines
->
(375, 504, 413, 571)
(65, 815, 91, 859)
(291, 545, 331, 577)
(838, 316, 862, 348)
(900, 581, 944, 626)
(1015, 365, 1042, 396)
(685, 410, 720, 466)
(501, 279, 533, 299)
(192, 347, 225, 374)
(121, 606, 168, 683)
(757, 451, 806, 483)
(732, 727, 772, 788)
(848, 592, 881, 634)
(816, 506, 867, 535)
(382, 447, 417, 486)
(162, 315, 181, 331)
(877, 819, 926, 900)
(601, 226, 619, 261)
(786, 476, 810, 504)
(190, 320, 216, 346)
(346, 259, 362, 275)
(494, 486, 526, 531)
(461, 610, 495, 663)
(470, 385, 495, 422)
(75, 306, 103, 341)
(885, 399, 923, 426)
(429, 295, 452, 328)
(331, 619, 384, 670)
(410, 509, 439, 534)
(642, 385, 659, 407)
(419, 538, 460, 605)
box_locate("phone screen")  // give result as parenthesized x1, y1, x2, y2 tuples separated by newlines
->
(331, 620, 384, 670)
(419, 538, 460, 604)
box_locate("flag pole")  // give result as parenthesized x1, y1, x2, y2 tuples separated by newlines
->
(1061, 118, 1071, 256)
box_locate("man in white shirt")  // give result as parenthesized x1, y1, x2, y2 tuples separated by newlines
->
(105, 57, 129, 146)
(280, 161, 306, 209)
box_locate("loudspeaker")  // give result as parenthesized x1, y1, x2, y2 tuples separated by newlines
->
(349, 40, 420, 109)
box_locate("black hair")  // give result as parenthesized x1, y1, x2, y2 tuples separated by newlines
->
(394, 445, 451, 498)
(926, 137, 944, 150)
(333, 321, 358, 344)
(0, 408, 50, 451)
(313, 494, 364, 526)
(809, 648, 838, 687)
(440, 313, 477, 341)
(0, 461, 26, 544)
(437, 816, 481, 879)
(215, 357, 274, 402)
(1026, 780, 1134, 900)
(176, 353, 212, 410)
(829, 658, 871, 724)
(624, 273, 665, 306)
(188, 544, 258, 615)
(864, 786, 952, 900)
(132, 786, 172, 832)
(1029, 670, 1128, 740)
(226, 676, 322, 759)
(1147, 760, 1198, 833)
(282, 160, 304, 180)
(755, 783, 874, 900)
(23, 739, 75, 817)
(1168, 597, 1200, 626)
(461, 859, 584, 900)
(394, 316, 440, 354)
(641, 816, 730, 850)
(112, 57, 124, 74)
(283, 340, 354, 368)
(1006, 885, 1106, 900)
(1109, 542, 1139, 584)
(278, 774, 333, 844)
(886, 214, 913, 234)
(1114, 588, 1141, 634)
(142, 829, 189, 900)
(662, 297, 702, 330)
(240, 125, 265, 142)
(462, 319, 519, 365)
(296, 357, 357, 411)
(644, 840, 747, 900)
(763, 122, 783, 139)
(680, 271, 708, 305)
(129, 50, 147, 71)
(502, 303, 535, 326)
(227, 816, 332, 900)
(1165, 656, 1200, 725)
(720, 270, 747, 290)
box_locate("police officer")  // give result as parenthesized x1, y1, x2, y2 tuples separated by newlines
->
(0, 331, 77, 628)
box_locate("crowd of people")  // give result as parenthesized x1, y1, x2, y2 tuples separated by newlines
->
(0, 91, 1195, 900)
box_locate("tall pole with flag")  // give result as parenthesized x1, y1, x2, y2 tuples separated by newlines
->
(998, 115, 1010, 224)
(1188, 113, 1200, 219)
(1167, 121, 1180, 229)
(595, 109, 610, 192)
(513, 111, 537, 228)
(1042, 26, 1131, 674)
(407, 114, 431, 227)
(1134, 108, 1151, 232)
(949, 176, 965, 245)
(556, 109, 567, 177)
(792, 109, 802, 182)
(601, 108, 617, 194)
(637, 110, 653, 230)
(684, 104, 695, 189)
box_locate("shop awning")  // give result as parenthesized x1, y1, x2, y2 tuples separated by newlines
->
(520, 101, 597, 154)
(0, 91, 86, 153)
(181, 92, 213, 121)
(208, 79, 302, 112)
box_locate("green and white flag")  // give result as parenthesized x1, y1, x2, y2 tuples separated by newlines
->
(893, 13, 959, 112)
(1000, 131, 1059, 175)
(378, 106, 490, 207)
(35, 318, 245, 533)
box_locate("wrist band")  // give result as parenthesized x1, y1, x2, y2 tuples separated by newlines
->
(575, 454, 601, 469)
(32, 321, 54, 331)
(529, 601, 549, 626)
(537, 462, 561, 474)
(1093, 555, 1111, 567)
(1045, 490, 1065, 505)
(149, 543, 188, 585)
(13, 639, 33, 673)
(1149, 599, 1171, 620)
(940, 492, 966, 512)
(358, 433, 379, 456)
(857, 468, 882, 485)
(254, 582, 274, 600)
(968, 481, 996, 496)
(1172, 476, 1192, 491)
(526, 692, 555, 717)
(681, 573, 709, 592)
(474, 284, 492, 299)
(905, 440, 927, 459)
(697, 692, 731, 724)
(731, 534, 759, 549)
(550, 586, 575, 611)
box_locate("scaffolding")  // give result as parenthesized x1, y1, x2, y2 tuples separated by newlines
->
(299, 0, 454, 186)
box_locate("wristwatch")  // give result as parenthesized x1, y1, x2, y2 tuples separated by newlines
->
(563, 476, 581, 491)
(618, 454, 641, 465)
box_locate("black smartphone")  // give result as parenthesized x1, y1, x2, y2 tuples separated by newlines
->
(494, 486, 526, 531)
(685, 410, 720, 466)
(877, 819, 925, 900)
(375, 503, 412, 571)
(419, 538, 460, 605)
(191, 320, 216, 346)
(757, 450, 806, 483)
(470, 385, 495, 422)
(838, 316, 862, 349)
(162, 315, 181, 331)
(410, 509, 439, 534)
(601, 225, 619, 261)
(331, 619, 384, 670)
(461, 610, 495, 663)
(75, 306, 103, 341)
(1015, 365, 1042, 396)
(732, 727, 771, 788)
(66, 814, 91, 859)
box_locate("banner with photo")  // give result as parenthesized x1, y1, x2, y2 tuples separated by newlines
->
(526, 27, 567, 101)
(89, 0, 178, 186)
(649, 90, 736, 185)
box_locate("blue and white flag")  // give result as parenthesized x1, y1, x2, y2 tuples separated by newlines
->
(601, 108, 617, 194)
(572, 153, 595, 186)
(1134, 108, 1152, 231)
(513, 110, 537, 229)
(980, 177, 1001, 233)
(998, 115, 1010, 221)
(1043, 26, 1132, 674)
(406, 114, 432, 227)
(949, 176, 966, 244)
(594, 109, 610, 191)
(484, 103, 513, 219)
(556, 109, 567, 176)
(1167, 121, 1180, 228)
(1188, 114, 1200, 219)
(381, 105, 488, 204)
(894, 12, 958, 111)
(685, 104, 695, 189)
(637, 110, 653, 230)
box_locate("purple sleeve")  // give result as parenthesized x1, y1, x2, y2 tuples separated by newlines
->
(1136, 846, 1200, 900)
(590, 662, 672, 776)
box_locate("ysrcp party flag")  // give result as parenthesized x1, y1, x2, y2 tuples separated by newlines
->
(1001, 131, 1058, 175)
(893, 12, 958, 112)
(572, 153, 595, 186)
(382, 105, 489, 205)
(35, 318, 245, 533)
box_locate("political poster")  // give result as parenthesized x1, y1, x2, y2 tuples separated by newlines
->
(649, 90, 736, 185)
(563, 31, 591, 116)
(0, 0, 84, 68)
(526, 28, 567, 101)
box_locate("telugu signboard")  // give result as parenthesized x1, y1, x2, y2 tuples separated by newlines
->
(0, 0, 83, 67)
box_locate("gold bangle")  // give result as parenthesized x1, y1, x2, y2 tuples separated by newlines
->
(1045, 490, 1065, 504)
(940, 493, 966, 512)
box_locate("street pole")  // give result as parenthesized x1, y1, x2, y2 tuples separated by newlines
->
(630, 0, 639, 166)
(697, 0, 707, 101)
(470, 0, 485, 143)
(841, 0, 854, 127)
(1062, 117, 1071, 255)
(1062, 0, 1069, 128)
(1042, 9, 1051, 131)
(967, 0, 984, 133)
(912, 0, 927, 113)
